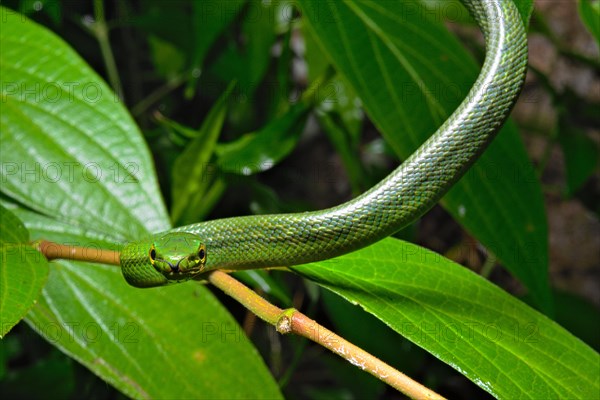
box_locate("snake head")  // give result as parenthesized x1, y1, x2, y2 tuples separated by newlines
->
(149, 233, 207, 283)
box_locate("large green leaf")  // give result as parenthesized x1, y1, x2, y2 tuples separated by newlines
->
(0, 205, 48, 338)
(171, 82, 235, 224)
(210, 0, 277, 99)
(579, 0, 600, 45)
(298, 0, 551, 310)
(215, 102, 311, 175)
(0, 8, 281, 399)
(558, 124, 599, 196)
(186, 0, 247, 97)
(292, 239, 600, 399)
(190, 0, 247, 68)
(0, 15, 167, 239)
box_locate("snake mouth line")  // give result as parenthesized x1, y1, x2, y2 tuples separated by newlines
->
(161, 259, 204, 275)
(154, 259, 181, 274)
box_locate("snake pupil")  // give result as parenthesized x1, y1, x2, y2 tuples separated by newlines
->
(198, 248, 205, 261)
(150, 248, 156, 260)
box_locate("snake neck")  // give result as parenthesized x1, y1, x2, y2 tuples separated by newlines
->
(176, 0, 528, 271)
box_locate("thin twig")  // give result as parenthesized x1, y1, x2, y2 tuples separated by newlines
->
(479, 253, 497, 279)
(207, 270, 283, 324)
(207, 270, 445, 399)
(92, 0, 124, 99)
(36, 240, 121, 266)
(130, 74, 186, 117)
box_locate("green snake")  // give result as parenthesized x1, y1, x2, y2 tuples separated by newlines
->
(121, 0, 528, 288)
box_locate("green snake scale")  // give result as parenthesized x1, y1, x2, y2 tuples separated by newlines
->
(121, 0, 528, 288)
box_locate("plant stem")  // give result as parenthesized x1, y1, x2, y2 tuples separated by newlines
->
(479, 252, 497, 279)
(130, 74, 186, 117)
(93, 0, 124, 99)
(36, 240, 121, 266)
(36, 241, 445, 399)
(301, 65, 336, 106)
(207, 270, 285, 325)
(207, 270, 445, 399)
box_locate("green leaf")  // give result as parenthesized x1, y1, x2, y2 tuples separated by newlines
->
(579, 0, 600, 45)
(185, 0, 246, 97)
(147, 35, 186, 79)
(511, 0, 534, 25)
(522, 289, 600, 352)
(19, 0, 62, 25)
(558, 127, 599, 196)
(305, 23, 368, 194)
(192, 0, 246, 67)
(304, 25, 364, 142)
(552, 290, 600, 351)
(132, 4, 193, 60)
(267, 27, 295, 119)
(318, 111, 368, 194)
(320, 290, 425, 398)
(292, 239, 600, 399)
(0, 12, 168, 239)
(171, 82, 235, 224)
(211, 0, 277, 99)
(0, 8, 281, 398)
(419, 0, 533, 27)
(0, 204, 29, 244)
(322, 289, 426, 373)
(0, 352, 75, 399)
(298, 0, 551, 311)
(0, 205, 48, 338)
(191, 0, 246, 67)
(216, 102, 310, 175)
(244, 180, 311, 215)
(155, 112, 204, 140)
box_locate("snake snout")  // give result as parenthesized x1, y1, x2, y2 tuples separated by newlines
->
(169, 261, 180, 273)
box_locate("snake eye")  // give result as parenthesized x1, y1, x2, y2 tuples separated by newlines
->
(149, 245, 156, 264)
(198, 246, 206, 263)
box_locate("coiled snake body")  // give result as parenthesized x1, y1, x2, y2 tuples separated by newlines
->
(121, 0, 528, 288)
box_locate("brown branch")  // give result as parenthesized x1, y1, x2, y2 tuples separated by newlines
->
(36, 240, 120, 266)
(207, 270, 445, 399)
